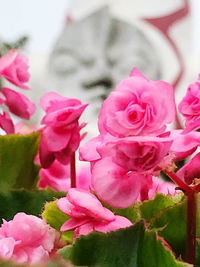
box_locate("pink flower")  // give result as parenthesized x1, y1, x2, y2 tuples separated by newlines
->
(57, 189, 132, 239)
(98, 68, 175, 137)
(176, 152, 200, 185)
(138, 176, 177, 201)
(91, 157, 142, 208)
(169, 130, 200, 161)
(15, 121, 38, 134)
(179, 76, 200, 132)
(0, 213, 57, 264)
(0, 111, 14, 134)
(96, 135, 173, 174)
(1, 87, 36, 120)
(38, 159, 91, 192)
(39, 92, 88, 168)
(0, 49, 30, 89)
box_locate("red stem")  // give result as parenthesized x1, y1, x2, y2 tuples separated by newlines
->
(165, 171, 193, 193)
(70, 152, 76, 188)
(186, 192, 197, 266)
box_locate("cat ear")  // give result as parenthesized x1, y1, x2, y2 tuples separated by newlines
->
(129, 68, 148, 80)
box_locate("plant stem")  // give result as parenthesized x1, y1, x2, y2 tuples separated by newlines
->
(70, 152, 76, 188)
(165, 171, 193, 193)
(186, 191, 197, 266)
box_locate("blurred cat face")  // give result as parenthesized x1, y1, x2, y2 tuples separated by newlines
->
(49, 8, 161, 126)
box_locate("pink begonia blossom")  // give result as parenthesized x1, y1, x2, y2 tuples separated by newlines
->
(96, 135, 173, 174)
(0, 111, 14, 134)
(39, 92, 88, 168)
(169, 130, 200, 161)
(179, 75, 200, 132)
(91, 157, 142, 208)
(1, 87, 36, 120)
(137, 176, 177, 201)
(0, 213, 57, 264)
(177, 152, 200, 185)
(98, 68, 175, 137)
(39, 159, 91, 192)
(0, 49, 30, 89)
(57, 189, 132, 239)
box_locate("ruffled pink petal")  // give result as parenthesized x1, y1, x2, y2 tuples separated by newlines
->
(57, 197, 86, 218)
(67, 188, 115, 221)
(177, 152, 200, 185)
(2, 87, 35, 119)
(170, 130, 200, 160)
(39, 130, 55, 169)
(74, 222, 94, 239)
(0, 49, 17, 73)
(42, 126, 72, 152)
(0, 111, 15, 134)
(92, 157, 141, 208)
(40, 92, 82, 113)
(0, 237, 16, 260)
(94, 215, 132, 233)
(60, 218, 90, 232)
(79, 135, 102, 161)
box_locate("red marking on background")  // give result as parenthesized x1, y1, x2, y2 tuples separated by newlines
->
(143, 0, 189, 129)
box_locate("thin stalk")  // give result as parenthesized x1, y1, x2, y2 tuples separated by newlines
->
(70, 152, 76, 188)
(186, 192, 197, 266)
(165, 171, 193, 193)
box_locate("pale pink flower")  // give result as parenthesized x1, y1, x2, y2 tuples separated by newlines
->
(0, 213, 57, 264)
(0, 111, 14, 134)
(38, 159, 91, 192)
(57, 189, 132, 239)
(179, 75, 200, 132)
(39, 92, 88, 168)
(98, 68, 175, 137)
(0, 49, 30, 89)
(1, 87, 36, 120)
(141, 176, 177, 200)
(15, 121, 38, 134)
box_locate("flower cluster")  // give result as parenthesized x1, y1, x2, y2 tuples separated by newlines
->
(0, 50, 35, 134)
(0, 213, 57, 264)
(1, 49, 200, 265)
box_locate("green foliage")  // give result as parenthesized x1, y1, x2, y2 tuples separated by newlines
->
(138, 193, 180, 221)
(59, 220, 190, 267)
(0, 189, 66, 221)
(0, 132, 40, 192)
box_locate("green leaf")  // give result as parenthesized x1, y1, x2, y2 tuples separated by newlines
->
(0, 189, 66, 221)
(0, 132, 40, 192)
(149, 193, 200, 260)
(42, 200, 73, 243)
(139, 193, 177, 221)
(59, 220, 190, 267)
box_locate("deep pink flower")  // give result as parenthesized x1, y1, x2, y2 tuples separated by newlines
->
(177, 152, 200, 185)
(0, 111, 14, 134)
(39, 92, 88, 168)
(1, 87, 36, 120)
(98, 68, 175, 137)
(38, 159, 91, 192)
(0, 50, 30, 89)
(57, 189, 132, 239)
(169, 130, 200, 161)
(0, 213, 57, 264)
(179, 76, 200, 132)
